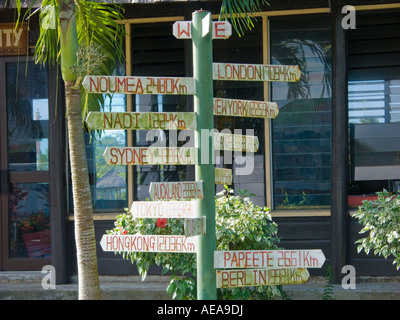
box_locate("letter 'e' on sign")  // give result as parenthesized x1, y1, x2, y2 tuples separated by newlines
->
(173, 21, 231, 39)
(0, 23, 28, 56)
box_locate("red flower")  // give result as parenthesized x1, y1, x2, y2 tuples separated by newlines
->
(122, 230, 127, 235)
(156, 218, 168, 228)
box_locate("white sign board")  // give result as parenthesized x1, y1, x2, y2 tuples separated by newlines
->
(214, 249, 326, 269)
(215, 167, 233, 185)
(213, 63, 301, 82)
(173, 20, 232, 39)
(103, 147, 198, 165)
(184, 217, 206, 237)
(216, 268, 309, 288)
(86, 112, 196, 130)
(149, 181, 204, 200)
(130, 200, 196, 219)
(100, 234, 197, 253)
(214, 98, 279, 119)
(214, 132, 259, 152)
(82, 75, 196, 95)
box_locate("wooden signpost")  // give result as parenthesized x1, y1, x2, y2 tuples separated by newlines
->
(214, 98, 279, 119)
(82, 75, 195, 95)
(130, 200, 196, 219)
(100, 234, 197, 253)
(149, 181, 204, 200)
(85, 10, 309, 300)
(86, 112, 196, 130)
(103, 147, 198, 165)
(214, 249, 326, 269)
(216, 268, 309, 288)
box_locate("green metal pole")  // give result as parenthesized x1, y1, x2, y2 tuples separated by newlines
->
(192, 10, 217, 300)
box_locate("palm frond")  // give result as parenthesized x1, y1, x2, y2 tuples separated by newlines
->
(219, 0, 269, 36)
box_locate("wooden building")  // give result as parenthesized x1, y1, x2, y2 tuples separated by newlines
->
(0, 0, 400, 284)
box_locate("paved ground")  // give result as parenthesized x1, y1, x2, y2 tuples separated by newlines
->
(1, 272, 400, 300)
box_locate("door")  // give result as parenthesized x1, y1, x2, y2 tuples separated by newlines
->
(0, 57, 51, 270)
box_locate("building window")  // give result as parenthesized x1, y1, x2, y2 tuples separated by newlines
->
(213, 22, 265, 207)
(270, 15, 332, 210)
(347, 11, 400, 207)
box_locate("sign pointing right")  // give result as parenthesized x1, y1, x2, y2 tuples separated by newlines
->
(214, 249, 326, 269)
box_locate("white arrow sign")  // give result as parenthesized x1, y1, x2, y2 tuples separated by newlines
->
(216, 267, 309, 288)
(214, 132, 259, 152)
(82, 75, 195, 95)
(214, 249, 326, 269)
(214, 98, 279, 119)
(130, 200, 197, 219)
(213, 63, 301, 82)
(173, 20, 232, 39)
(85, 112, 196, 130)
(100, 234, 197, 253)
(215, 167, 232, 185)
(184, 217, 206, 237)
(149, 181, 204, 200)
(103, 147, 198, 166)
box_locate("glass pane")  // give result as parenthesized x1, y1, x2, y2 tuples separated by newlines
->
(270, 15, 332, 210)
(92, 94, 128, 210)
(131, 22, 189, 201)
(6, 62, 49, 171)
(8, 183, 50, 259)
(348, 80, 400, 205)
(212, 23, 266, 207)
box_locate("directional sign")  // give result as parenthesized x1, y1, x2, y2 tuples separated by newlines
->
(214, 132, 259, 152)
(213, 63, 301, 82)
(184, 217, 206, 237)
(100, 234, 197, 253)
(173, 20, 232, 39)
(86, 112, 196, 130)
(149, 181, 204, 200)
(82, 75, 196, 95)
(214, 249, 326, 269)
(216, 268, 309, 288)
(130, 200, 196, 218)
(103, 147, 198, 165)
(215, 167, 232, 185)
(214, 98, 279, 119)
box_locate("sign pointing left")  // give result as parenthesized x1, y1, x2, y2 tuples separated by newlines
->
(82, 75, 195, 95)
(86, 112, 196, 130)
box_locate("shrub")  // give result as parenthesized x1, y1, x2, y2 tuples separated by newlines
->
(353, 189, 400, 269)
(107, 187, 287, 299)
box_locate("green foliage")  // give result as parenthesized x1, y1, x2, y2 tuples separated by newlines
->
(219, 0, 269, 36)
(353, 190, 400, 270)
(321, 265, 334, 300)
(108, 187, 287, 300)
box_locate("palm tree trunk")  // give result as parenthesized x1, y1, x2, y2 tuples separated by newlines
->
(65, 81, 101, 300)
(58, 0, 101, 300)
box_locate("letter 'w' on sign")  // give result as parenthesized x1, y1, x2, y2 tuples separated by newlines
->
(173, 21, 232, 39)
(213, 63, 301, 82)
